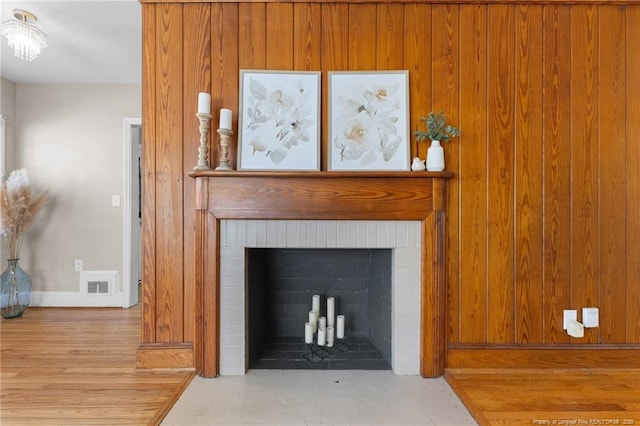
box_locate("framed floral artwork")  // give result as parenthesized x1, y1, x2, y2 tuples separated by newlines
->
(238, 70, 321, 171)
(328, 71, 410, 171)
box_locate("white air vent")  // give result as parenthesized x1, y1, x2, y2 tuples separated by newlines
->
(80, 271, 118, 296)
(87, 280, 110, 294)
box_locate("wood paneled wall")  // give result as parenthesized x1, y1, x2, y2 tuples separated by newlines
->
(140, 0, 640, 368)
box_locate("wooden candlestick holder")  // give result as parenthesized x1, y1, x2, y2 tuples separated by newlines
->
(215, 128, 233, 171)
(193, 112, 212, 170)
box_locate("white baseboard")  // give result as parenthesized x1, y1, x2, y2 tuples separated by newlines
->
(30, 291, 126, 308)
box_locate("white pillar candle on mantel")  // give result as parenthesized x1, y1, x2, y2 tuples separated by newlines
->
(305, 322, 313, 344)
(309, 311, 318, 333)
(219, 108, 232, 130)
(312, 295, 320, 315)
(317, 328, 326, 346)
(197, 92, 211, 114)
(336, 315, 345, 339)
(319, 316, 326, 331)
(327, 297, 335, 327)
(326, 326, 335, 347)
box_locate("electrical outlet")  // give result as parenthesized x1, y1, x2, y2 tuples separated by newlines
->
(567, 319, 584, 338)
(74, 259, 83, 272)
(563, 309, 577, 330)
(582, 307, 599, 328)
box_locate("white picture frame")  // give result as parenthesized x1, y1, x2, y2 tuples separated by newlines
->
(238, 70, 321, 171)
(328, 71, 410, 171)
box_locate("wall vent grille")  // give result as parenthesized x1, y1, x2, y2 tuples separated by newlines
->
(80, 271, 118, 296)
(87, 281, 110, 294)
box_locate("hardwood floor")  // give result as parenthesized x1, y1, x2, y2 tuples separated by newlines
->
(3, 306, 638, 425)
(446, 368, 640, 426)
(0, 305, 194, 425)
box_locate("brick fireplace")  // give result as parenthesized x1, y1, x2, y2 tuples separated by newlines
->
(190, 171, 451, 378)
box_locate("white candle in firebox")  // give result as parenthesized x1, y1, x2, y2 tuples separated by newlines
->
(317, 328, 326, 346)
(326, 326, 335, 347)
(305, 322, 313, 344)
(319, 316, 326, 330)
(327, 297, 335, 327)
(309, 311, 318, 333)
(312, 295, 320, 315)
(337, 315, 345, 339)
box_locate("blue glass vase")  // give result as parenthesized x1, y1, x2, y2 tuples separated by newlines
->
(1, 259, 32, 319)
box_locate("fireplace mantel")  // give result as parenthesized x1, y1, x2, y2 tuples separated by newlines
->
(189, 170, 453, 378)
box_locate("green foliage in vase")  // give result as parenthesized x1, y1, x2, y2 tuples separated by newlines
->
(414, 110, 460, 143)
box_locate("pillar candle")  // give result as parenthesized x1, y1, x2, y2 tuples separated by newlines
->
(309, 311, 318, 333)
(219, 108, 232, 130)
(317, 328, 326, 346)
(304, 322, 313, 344)
(337, 315, 345, 339)
(312, 295, 320, 315)
(326, 326, 335, 347)
(319, 316, 326, 330)
(197, 92, 211, 114)
(327, 297, 335, 327)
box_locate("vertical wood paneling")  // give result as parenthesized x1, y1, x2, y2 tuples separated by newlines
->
(542, 5, 572, 344)
(487, 5, 516, 344)
(321, 4, 348, 170)
(266, 3, 294, 70)
(376, 4, 404, 70)
(571, 5, 599, 343)
(598, 6, 626, 344)
(141, 3, 157, 344)
(514, 5, 544, 344)
(155, 3, 184, 342)
(627, 6, 640, 344)
(349, 5, 377, 70)
(182, 3, 211, 344)
(293, 4, 322, 71)
(431, 4, 461, 345)
(141, 2, 640, 362)
(212, 3, 239, 169)
(238, 3, 266, 70)
(404, 5, 432, 160)
(458, 4, 488, 343)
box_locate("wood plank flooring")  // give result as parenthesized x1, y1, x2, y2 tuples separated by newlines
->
(446, 368, 640, 426)
(3, 306, 639, 425)
(0, 306, 194, 425)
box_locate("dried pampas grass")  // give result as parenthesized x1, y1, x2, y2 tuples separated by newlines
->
(0, 169, 48, 259)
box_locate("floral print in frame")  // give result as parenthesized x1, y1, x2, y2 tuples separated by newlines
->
(238, 70, 321, 171)
(328, 71, 410, 171)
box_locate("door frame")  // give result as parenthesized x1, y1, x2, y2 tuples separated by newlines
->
(123, 117, 142, 307)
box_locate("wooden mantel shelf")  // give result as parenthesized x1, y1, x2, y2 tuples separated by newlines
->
(189, 170, 454, 219)
(189, 170, 455, 179)
(190, 169, 452, 378)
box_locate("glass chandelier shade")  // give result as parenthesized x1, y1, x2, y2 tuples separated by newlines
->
(1, 10, 48, 61)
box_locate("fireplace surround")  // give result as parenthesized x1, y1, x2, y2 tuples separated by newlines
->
(222, 223, 418, 375)
(190, 171, 451, 378)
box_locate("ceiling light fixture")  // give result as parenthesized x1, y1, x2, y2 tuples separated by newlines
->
(1, 9, 48, 61)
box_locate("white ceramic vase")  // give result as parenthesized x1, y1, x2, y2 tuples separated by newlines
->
(426, 140, 445, 172)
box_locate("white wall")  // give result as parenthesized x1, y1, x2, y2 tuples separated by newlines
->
(1, 77, 17, 263)
(1, 78, 17, 172)
(13, 83, 140, 306)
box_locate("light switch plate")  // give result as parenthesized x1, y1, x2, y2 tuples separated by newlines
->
(112, 195, 121, 207)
